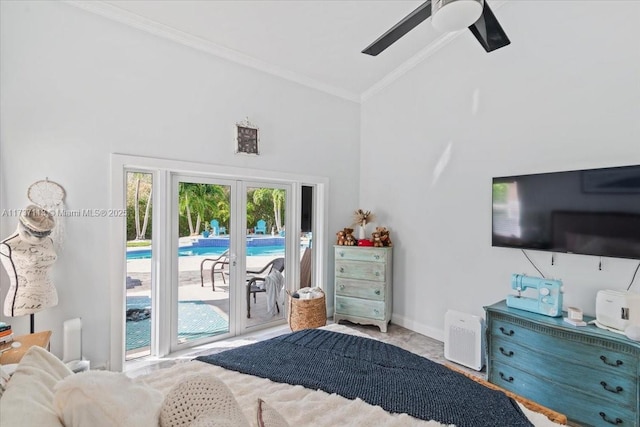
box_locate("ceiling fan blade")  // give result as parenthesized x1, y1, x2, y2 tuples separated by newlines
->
(468, 1, 510, 52)
(362, 1, 432, 56)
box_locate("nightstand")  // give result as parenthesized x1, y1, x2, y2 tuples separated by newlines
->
(0, 331, 52, 365)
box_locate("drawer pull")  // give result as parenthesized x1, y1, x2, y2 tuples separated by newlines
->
(374, 290, 381, 295)
(339, 252, 345, 257)
(339, 267, 345, 273)
(374, 255, 380, 260)
(499, 347, 514, 357)
(375, 272, 380, 277)
(499, 372, 514, 383)
(600, 381, 623, 394)
(339, 284, 345, 290)
(599, 412, 623, 425)
(599, 356, 623, 367)
(499, 327, 514, 336)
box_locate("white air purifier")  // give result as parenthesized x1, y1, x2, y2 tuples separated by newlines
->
(63, 318, 90, 373)
(444, 310, 485, 371)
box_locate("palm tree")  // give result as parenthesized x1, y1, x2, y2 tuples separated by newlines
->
(178, 184, 199, 236)
(214, 188, 231, 230)
(127, 172, 152, 240)
(179, 183, 228, 236)
(251, 188, 286, 232)
(272, 189, 285, 232)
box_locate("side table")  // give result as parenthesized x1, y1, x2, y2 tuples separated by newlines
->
(0, 331, 52, 365)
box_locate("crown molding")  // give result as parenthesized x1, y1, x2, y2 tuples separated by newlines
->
(63, 1, 360, 103)
(360, 31, 460, 102)
(63, 0, 507, 105)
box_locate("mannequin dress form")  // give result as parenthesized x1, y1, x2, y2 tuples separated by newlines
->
(0, 206, 57, 330)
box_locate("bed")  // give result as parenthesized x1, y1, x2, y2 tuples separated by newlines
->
(0, 324, 567, 427)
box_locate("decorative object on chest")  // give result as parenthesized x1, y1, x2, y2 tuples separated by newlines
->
(485, 300, 640, 427)
(506, 274, 564, 317)
(595, 289, 640, 334)
(333, 246, 392, 332)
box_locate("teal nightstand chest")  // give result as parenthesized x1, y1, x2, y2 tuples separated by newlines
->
(485, 300, 640, 427)
(333, 246, 392, 332)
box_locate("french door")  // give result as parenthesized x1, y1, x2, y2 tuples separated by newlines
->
(240, 182, 291, 330)
(116, 154, 326, 370)
(124, 175, 294, 359)
(170, 176, 235, 353)
(168, 176, 293, 354)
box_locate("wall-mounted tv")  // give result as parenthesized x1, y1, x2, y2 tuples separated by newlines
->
(492, 165, 640, 260)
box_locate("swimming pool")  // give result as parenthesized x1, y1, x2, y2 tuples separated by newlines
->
(127, 245, 285, 260)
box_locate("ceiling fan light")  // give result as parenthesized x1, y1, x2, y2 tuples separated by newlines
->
(432, 0, 484, 32)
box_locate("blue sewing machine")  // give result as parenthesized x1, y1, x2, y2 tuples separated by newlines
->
(506, 274, 564, 317)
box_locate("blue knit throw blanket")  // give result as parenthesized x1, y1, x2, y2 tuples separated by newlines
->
(196, 329, 533, 427)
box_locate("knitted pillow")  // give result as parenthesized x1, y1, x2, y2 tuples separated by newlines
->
(257, 398, 290, 427)
(160, 375, 250, 427)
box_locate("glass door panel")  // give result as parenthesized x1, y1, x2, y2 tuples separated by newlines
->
(245, 185, 287, 328)
(175, 180, 232, 346)
(300, 185, 314, 288)
(125, 171, 153, 361)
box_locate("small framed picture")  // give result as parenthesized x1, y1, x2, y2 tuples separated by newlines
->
(235, 118, 259, 155)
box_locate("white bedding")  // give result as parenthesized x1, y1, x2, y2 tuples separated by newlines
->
(136, 324, 563, 427)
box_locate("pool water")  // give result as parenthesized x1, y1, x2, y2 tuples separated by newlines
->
(127, 245, 285, 260)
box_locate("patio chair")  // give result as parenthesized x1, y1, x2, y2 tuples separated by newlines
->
(254, 219, 267, 235)
(246, 257, 285, 318)
(209, 219, 220, 236)
(199, 250, 230, 291)
(299, 247, 312, 289)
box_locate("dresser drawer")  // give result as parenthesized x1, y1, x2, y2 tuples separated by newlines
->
(335, 278, 384, 301)
(335, 296, 385, 320)
(491, 361, 638, 427)
(335, 260, 386, 282)
(334, 247, 388, 263)
(490, 318, 638, 377)
(491, 337, 637, 409)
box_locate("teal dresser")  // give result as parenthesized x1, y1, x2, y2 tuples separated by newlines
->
(333, 246, 392, 332)
(485, 300, 640, 427)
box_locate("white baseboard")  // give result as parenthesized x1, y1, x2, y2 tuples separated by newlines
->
(327, 306, 444, 342)
(391, 313, 444, 342)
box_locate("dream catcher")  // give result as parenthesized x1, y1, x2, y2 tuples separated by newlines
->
(27, 178, 66, 249)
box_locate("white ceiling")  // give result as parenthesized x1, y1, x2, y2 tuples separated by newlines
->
(69, 0, 508, 102)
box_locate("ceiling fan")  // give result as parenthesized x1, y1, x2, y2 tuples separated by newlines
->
(362, 0, 510, 56)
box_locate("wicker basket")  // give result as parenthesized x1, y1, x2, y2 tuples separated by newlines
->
(288, 291, 327, 332)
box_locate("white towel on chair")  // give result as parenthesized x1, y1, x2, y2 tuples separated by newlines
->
(264, 269, 284, 316)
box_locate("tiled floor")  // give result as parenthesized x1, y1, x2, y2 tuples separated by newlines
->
(125, 320, 484, 380)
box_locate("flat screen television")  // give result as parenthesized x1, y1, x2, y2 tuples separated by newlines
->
(492, 165, 640, 260)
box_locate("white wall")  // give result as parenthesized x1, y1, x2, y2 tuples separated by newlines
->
(2, 0, 639, 366)
(0, 1, 360, 367)
(360, 1, 640, 339)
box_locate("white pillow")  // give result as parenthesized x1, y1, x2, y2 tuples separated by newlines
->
(0, 346, 73, 427)
(0, 364, 12, 397)
(53, 370, 164, 427)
